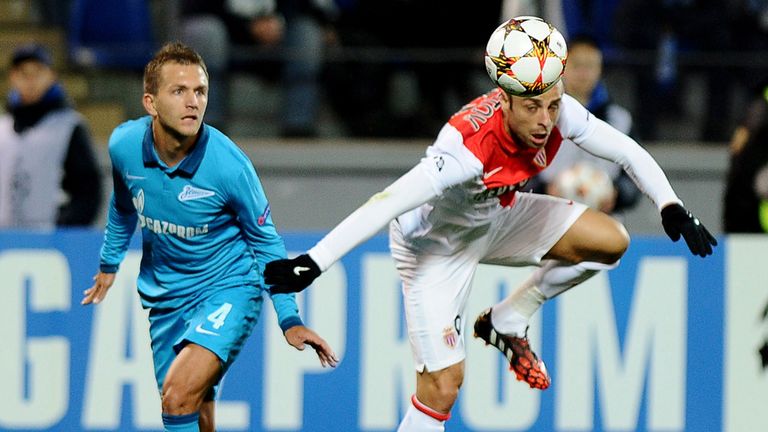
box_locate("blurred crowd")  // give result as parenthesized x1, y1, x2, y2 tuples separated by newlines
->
(3, 0, 768, 231)
(20, 0, 768, 141)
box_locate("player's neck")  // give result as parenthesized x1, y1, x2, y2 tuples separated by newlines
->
(152, 123, 197, 168)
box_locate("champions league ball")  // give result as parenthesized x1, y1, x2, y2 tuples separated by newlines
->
(551, 163, 616, 211)
(484, 16, 567, 97)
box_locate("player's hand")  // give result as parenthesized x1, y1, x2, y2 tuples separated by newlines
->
(81, 271, 116, 305)
(284, 325, 339, 368)
(661, 203, 717, 257)
(265, 254, 321, 294)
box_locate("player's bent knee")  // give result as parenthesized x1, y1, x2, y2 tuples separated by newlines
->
(609, 221, 630, 260)
(161, 382, 200, 415)
(589, 213, 630, 264)
(555, 210, 630, 264)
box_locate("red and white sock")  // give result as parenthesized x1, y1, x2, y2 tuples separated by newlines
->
(397, 394, 450, 432)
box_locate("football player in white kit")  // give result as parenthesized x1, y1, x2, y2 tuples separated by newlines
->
(265, 41, 716, 432)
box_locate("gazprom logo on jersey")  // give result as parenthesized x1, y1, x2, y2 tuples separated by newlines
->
(133, 189, 209, 238)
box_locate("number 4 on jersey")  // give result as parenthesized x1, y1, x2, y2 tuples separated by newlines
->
(207, 303, 232, 330)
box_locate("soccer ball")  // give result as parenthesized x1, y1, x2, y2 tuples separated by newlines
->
(484, 16, 568, 96)
(550, 163, 616, 211)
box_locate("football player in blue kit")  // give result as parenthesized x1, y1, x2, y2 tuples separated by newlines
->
(82, 42, 338, 432)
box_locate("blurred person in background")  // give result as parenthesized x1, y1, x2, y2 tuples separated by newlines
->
(179, 0, 337, 137)
(532, 34, 641, 216)
(179, 0, 284, 131)
(324, 0, 501, 137)
(0, 43, 102, 229)
(723, 78, 768, 233)
(279, 0, 338, 137)
(613, 0, 734, 142)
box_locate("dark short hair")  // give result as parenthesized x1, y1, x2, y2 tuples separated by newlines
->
(143, 42, 208, 95)
(11, 43, 53, 68)
(567, 34, 602, 51)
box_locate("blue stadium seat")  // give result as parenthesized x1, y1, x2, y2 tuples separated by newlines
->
(68, 0, 156, 69)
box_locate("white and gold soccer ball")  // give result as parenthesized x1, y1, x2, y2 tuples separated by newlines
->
(484, 16, 568, 96)
(550, 163, 617, 212)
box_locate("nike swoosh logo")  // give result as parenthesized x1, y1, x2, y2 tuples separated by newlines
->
(126, 174, 146, 180)
(293, 266, 310, 276)
(195, 323, 219, 336)
(483, 166, 503, 179)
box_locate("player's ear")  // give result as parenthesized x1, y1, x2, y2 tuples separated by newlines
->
(499, 90, 512, 110)
(142, 93, 157, 116)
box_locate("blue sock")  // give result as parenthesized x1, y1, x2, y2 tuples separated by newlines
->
(162, 412, 199, 432)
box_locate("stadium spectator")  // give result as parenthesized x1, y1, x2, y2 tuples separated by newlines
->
(179, 0, 337, 137)
(723, 79, 768, 233)
(532, 34, 641, 216)
(613, 0, 734, 142)
(0, 43, 102, 229)
(264, 18, 717, 431)
(81, 42, 337, 432)
(178, 0, 282, 131)
(278, 0, 338, 138)
(324, 0, 501, 137)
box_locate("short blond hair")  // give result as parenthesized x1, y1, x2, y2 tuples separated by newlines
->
(143, 42, 208, 95)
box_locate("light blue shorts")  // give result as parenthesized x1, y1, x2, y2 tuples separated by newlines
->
(147, 285, 263, 398)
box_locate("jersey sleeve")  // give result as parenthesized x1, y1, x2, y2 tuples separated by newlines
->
(229, 163, 302, 331)
(99, 150, 139, 273)
(558, 94, 681, 210)
(308, 124, 482, 271)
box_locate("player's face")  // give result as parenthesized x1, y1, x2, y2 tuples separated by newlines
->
(502, 81, 564, 148)
(9, 60, 56, 105)
(144, 62, 208, 139)
(563, 43, 602, 101)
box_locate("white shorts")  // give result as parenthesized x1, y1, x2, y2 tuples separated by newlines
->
(389, 192, 587, 372)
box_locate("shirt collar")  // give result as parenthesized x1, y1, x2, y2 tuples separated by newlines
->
(142, 122, 210, 176)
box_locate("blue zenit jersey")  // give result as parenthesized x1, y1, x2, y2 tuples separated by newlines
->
(99, 117, 300, 328)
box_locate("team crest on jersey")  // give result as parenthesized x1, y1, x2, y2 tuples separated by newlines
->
(533, 148, 547, 168)
(442, 316, 462, 349)
(442, 325, 458, 348)
(178, 185, 215, 202)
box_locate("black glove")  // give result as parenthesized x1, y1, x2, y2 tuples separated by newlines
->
(265, 254, 321, 294)
(661, 203, 717, 257)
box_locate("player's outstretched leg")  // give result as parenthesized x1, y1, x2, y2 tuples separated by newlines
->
(473, 308, 550, 390)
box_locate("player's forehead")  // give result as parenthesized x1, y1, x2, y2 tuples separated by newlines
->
(515, 82, 563, 105)
(157, 61, 207, 88)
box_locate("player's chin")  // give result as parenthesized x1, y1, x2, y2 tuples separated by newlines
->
(529, 135, 548, 147)
(176, 120, 202, 136)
